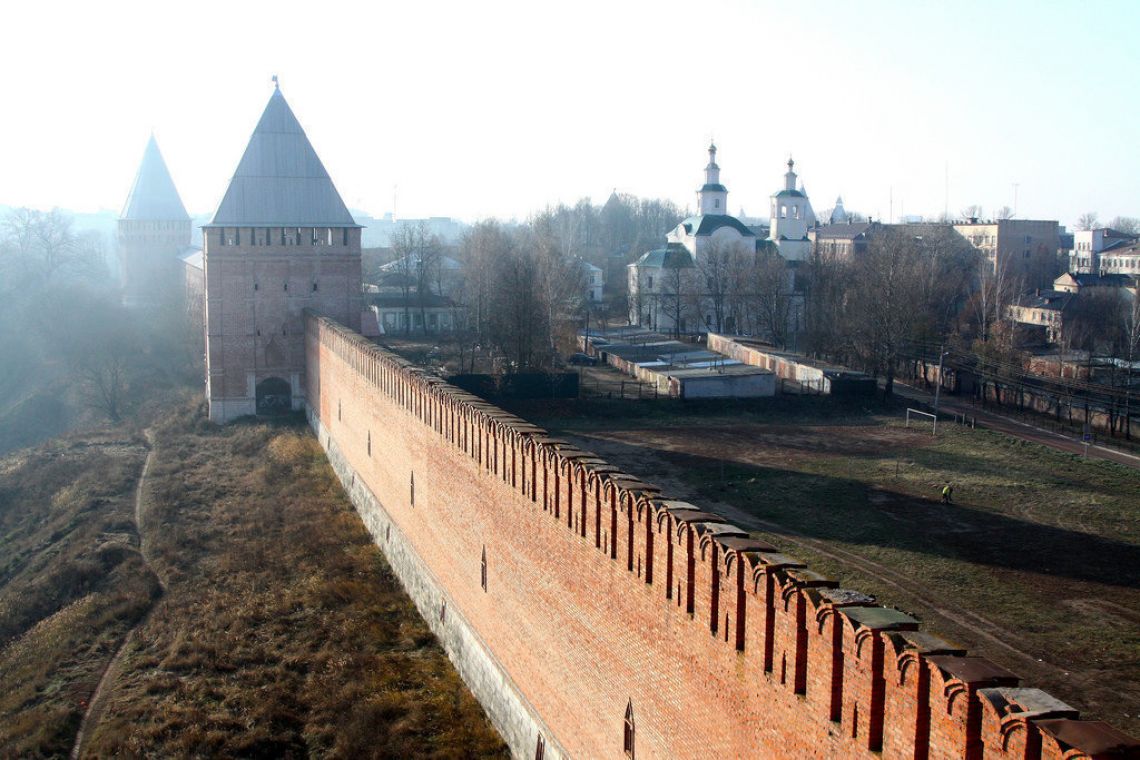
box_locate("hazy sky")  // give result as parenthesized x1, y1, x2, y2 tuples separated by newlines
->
(2, 0, 1136, 229)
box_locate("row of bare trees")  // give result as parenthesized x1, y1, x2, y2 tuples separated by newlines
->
(429, 194, 686, 372)
(803, 226, 980, 396)
(0, 209, 131, 434)
(389, 221, 445, 336)
(628, 241, 795, 344)
(453, 218, 588, 371)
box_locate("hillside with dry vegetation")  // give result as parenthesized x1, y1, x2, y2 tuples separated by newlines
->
(0, 431, 156, 756)
(0, 399, 506, 758)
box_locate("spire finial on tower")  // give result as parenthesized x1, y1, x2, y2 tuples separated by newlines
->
(787, 155, 794, 171)
(272, 74, 279, 90)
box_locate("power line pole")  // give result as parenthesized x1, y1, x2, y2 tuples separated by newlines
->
(933, 343, 949, 435)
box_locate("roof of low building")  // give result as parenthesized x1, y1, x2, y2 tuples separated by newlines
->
(812, 222, 874, 240)
(207, 87, 358, 228)
(1013, 290, 1072, 310)
(121, 136, 190, 222)
(1100, 238, 1136, 253)
(1102, 241, 1140, 256)
(1058, 273, 1136, 287)
(634, 242, 695, 269)
(679, 215, 756, 238)
(179, 246, 204, 270)
(666, 364, 774, 380)
(378, 254, 463, 272)
(370, 293, 457, 309)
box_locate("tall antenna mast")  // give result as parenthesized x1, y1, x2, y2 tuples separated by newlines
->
(944, 161, 949, 219)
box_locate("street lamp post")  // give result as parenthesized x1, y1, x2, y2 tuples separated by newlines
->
(932, 343, 950, 435)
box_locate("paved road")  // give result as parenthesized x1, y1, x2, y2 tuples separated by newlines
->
(892, 380, 1140, 470)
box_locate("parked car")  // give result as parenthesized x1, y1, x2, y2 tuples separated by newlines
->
(567, 352, 598, 366)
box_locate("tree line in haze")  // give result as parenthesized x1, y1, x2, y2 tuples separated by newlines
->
(376, 194, 687, 371)
(0, 209, 196, 452)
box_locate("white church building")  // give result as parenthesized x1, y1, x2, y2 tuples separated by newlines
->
(627, 144, 811, 340)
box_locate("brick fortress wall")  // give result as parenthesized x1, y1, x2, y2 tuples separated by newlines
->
(305, 312, 1138, 760)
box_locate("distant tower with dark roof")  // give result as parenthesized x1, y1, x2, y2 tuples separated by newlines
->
(118, 135, 192, 307)
(203, 85, 362, 423)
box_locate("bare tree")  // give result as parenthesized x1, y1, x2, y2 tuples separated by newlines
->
(457, 221, 510, 371)
(968, 253, 1019, 345)
(390, 221, 443, 334)
(1123, 295, 1140, 438)
(660, 259, 693, 338)
(694, 240, 741, 333)
(747, 254, 794, 348)
(3, 208, 95, 284)
(1065, 288, 1125, 355)
(1108, 216, 1140, 235)
(802, 242, 852, 358)
(390, 225, 417, 335)
(531, 217, 587, 357)
(490, 231, 547, 369)
(995, 206, 1014, 220)
(960, 204, 984, 221)
(1077, 212, 1100, 231)
(847, 227, 926, 397)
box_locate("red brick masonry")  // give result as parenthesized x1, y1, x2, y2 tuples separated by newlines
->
(306, 312, 1140, 760)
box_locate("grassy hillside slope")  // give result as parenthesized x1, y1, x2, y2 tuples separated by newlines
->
(83, 403, 506, 758)
(1, 399, 506, 758)
(0, 431, 157, 757)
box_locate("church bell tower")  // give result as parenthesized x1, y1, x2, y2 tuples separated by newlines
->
(697, 142, 728, 216)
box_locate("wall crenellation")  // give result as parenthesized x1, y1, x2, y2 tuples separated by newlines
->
(305, 311, 1139, 760)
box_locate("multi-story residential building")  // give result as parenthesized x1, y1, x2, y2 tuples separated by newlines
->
(1008, 289, 1070, 344)
(1070, 228, 1138, 273)
(953, 218, 1060, 286)
(581, 259, 604, 303)
(1096, 240, 1140, 276)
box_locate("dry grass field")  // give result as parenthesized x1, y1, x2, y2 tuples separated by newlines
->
(1, 400, 506, 758)
(521, 396, 1140, 737)
(83, 402, 506, 758)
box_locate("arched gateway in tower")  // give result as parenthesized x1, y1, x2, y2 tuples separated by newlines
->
(203, 84, 363, 423)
